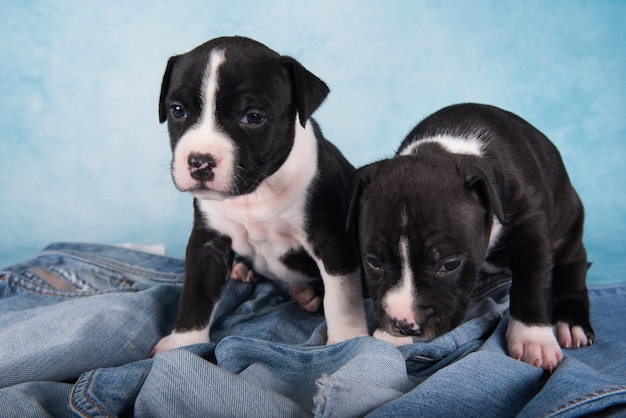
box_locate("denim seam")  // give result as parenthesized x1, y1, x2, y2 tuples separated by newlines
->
(70, 371, 116, 418)
(2, 272, 137, 298)
(544, 386, 626, 417)
(39, 250, 183, 282)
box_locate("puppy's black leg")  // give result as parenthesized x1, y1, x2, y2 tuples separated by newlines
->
(506, 220, 563, 371)
(175, 226, 233, 331)
(152, 205, 233, 356)
(551, 240, 595, 348)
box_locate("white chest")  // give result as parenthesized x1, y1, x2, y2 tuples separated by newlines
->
(199, 194, 312, 283)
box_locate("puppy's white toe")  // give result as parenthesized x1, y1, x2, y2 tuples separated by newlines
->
(506, 318, 563, 372)
(151, 329, 210, 357)
(373, 328, 414, 347)
(571, 325, 591, 348)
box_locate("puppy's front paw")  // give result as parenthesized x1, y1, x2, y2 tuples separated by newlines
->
(506, 318, 562, 372)
(373, 328, 414, 347)
(150, 329, 209, 357)
(290, 283, 322, 313)
(554, 321, 593, 348)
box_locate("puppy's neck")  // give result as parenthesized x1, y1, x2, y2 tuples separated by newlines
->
(268, 118, 317, 185)
(222, 117, 318, 211)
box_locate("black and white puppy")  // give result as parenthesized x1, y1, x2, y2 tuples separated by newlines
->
(153, 36, 367, 355)
(348, 103, 594, 371)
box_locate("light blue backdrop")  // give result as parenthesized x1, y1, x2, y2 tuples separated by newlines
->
(1, 1, 624, 284)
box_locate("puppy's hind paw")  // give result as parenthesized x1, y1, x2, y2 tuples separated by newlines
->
(230, 259, 255, 283)
(506, 318, 563, 372)
(290, 283, 322, 313)
(554, 321, 593, 348)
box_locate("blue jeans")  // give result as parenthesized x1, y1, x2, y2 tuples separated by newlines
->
(0, 243, 624, 417)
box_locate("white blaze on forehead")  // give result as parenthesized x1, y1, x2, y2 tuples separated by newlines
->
(381, 235, 418, 326)
(399, 133, 485, 157)
(171, 49, 236, 195)
(398, 237, 414, 294)
(200, 49, 225, 130)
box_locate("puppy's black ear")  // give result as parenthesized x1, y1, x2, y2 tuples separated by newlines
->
(345, 163, 379, 234)
(159, 56, 179, 124)
(282, 57, 330, 127)
(463, 159, 506, 225)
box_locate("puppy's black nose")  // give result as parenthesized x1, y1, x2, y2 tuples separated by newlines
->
(188, 154, 216, 181)
(393, 319, 421, 336)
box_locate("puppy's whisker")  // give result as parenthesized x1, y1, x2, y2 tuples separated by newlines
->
(159, 163, 172, 176)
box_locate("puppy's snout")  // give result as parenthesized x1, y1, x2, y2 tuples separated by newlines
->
(188, 154, 217, 181)
(393, 318, 421, 336)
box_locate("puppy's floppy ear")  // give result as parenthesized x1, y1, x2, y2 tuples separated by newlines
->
(346, 163, 379, 234)
(282, 57, 330, 127)
(159, 56, 179, 124)
(463, 159, 507, 225)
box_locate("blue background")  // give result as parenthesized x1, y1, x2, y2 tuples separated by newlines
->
(1, 1, 624, 284)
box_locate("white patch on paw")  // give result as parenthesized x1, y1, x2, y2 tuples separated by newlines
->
(373, 328, 414, 347)
(151, 328, 209, 357)
(554, 321, 591, 348)
(506, 318, 563, 372)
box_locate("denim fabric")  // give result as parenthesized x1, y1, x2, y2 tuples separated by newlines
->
(0, 243, 184, 390)
(0, 242, 624, 417)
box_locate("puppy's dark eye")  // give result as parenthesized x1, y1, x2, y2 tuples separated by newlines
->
(365, 255, 383, 270)
(170, 104, 187, 119)
(440, 259, 461, 273)
(241, 112, 265, 126)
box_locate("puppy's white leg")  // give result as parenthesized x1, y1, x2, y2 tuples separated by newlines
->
(373, 329, 414, 347)
(506, 318, 563, 372)
(151, 327, 210, 357)
(554, 321, 592, 348)
(322, 270, 368, 344)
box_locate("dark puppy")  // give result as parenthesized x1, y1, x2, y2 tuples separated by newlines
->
(153, 36, 367, 355)
(348, 103, 594, 371)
